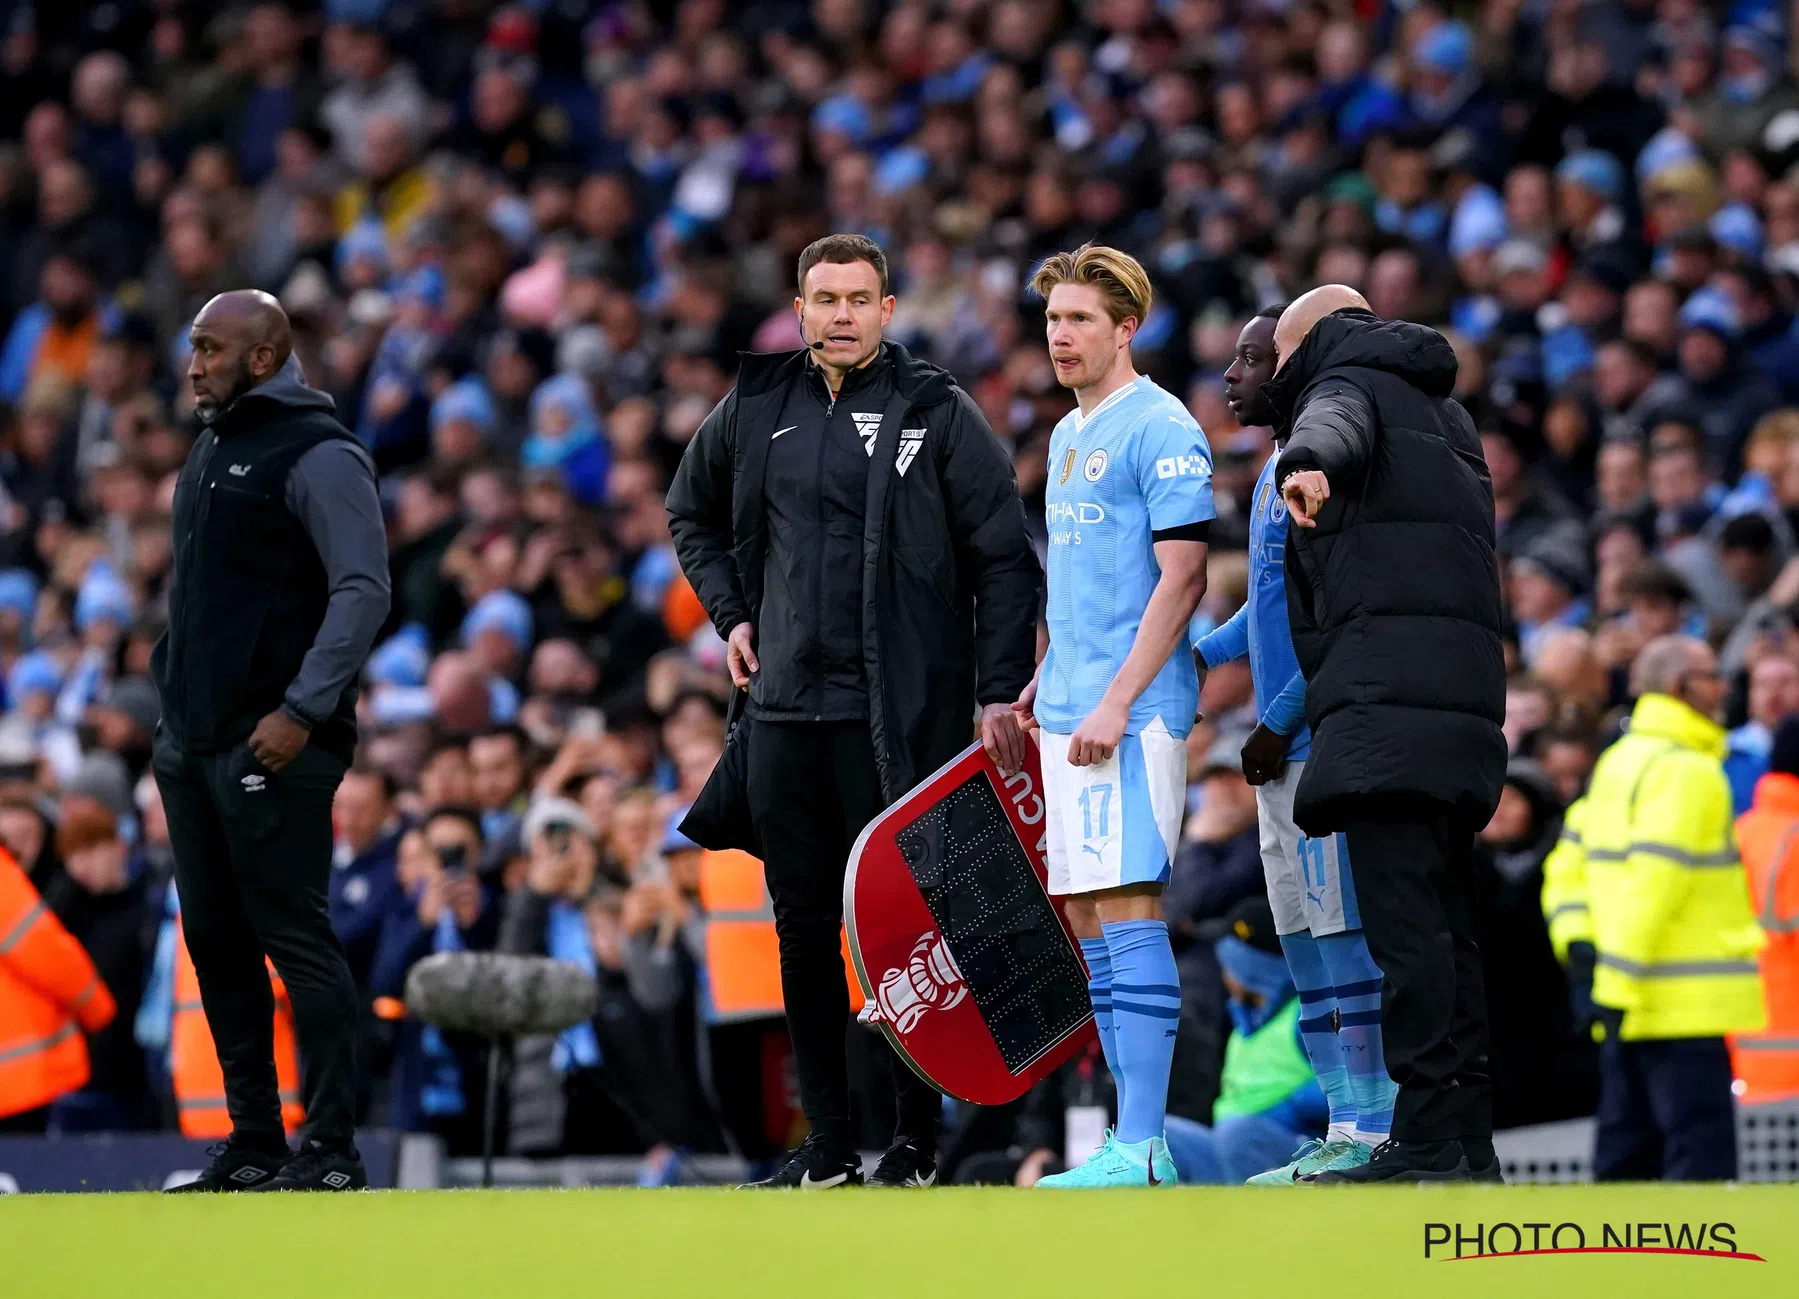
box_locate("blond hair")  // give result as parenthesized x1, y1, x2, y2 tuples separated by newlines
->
(1031, 243, 1153, 327)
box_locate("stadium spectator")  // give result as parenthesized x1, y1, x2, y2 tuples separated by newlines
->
(0, 840, 116, 1133)
(41, 802, 157, 1131)
(1474, 760, 1599, 1129)
(1725, 652, 1799, 812)
(377, 807, 498, 1148)
(1165, 732, 1267, 1123)
(1732, 716, 1799, 1103)
(498, 796, 607, 1155)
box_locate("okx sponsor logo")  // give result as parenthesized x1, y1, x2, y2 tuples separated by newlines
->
(1424, 1220, 1762, 1262)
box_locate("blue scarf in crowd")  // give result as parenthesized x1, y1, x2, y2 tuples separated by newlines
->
(418, 908, 467, 1118)
(547, 902, 602, 1072)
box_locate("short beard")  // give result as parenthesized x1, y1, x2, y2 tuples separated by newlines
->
(195, 357, 255, 425)
(1239, 396, 1279, 429)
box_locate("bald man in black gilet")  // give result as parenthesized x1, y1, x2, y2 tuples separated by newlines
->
(154, 292, 390, 1191)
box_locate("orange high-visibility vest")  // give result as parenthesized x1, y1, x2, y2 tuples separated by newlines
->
(698, 849, 863, 1020)
(1733, 773, 1799, 1102)
(0, 849, 115, 1119)
(171, 919, 304, 1137)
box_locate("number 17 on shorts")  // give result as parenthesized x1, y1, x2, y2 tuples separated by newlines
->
(1039, 723, 1186, 897)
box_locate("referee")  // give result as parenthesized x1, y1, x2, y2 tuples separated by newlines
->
(668, 235, 1039, 1187)
(153, 291, 390, 1192)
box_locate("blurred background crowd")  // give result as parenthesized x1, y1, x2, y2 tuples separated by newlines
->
(2, 0, 1798, 1182)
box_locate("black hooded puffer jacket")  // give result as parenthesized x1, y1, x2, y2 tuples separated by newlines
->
(1264, 308, 1507, 835)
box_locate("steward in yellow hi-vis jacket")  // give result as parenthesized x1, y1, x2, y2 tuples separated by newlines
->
(1542, 636, 1764, 1180)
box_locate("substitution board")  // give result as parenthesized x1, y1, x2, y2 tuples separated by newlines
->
(845, 739, 1096, 1104)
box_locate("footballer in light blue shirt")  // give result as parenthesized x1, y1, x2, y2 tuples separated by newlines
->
(1013, 245, 1213, 1189)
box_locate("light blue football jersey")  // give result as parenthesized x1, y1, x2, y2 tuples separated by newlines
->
(1038, 375, 1215, 738)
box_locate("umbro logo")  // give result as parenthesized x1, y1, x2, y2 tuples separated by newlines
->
(851, 412, 882, 457)
(229, 1165, 265, 1183)
(321, 1170, 353, 1189)
(241, 774, 266, 792)
(228, 464, 251, 476)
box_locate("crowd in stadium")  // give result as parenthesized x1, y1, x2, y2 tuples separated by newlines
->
(1, 0, 1797, 1183)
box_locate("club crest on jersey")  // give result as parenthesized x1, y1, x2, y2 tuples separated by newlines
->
(1059, 448, 1076, 485)
(852, 412, 883, 457)
(1084, 449, 1108, 481)
(896, 427, 926, 477)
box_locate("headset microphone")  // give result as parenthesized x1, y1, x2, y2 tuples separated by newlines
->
(809, 338, 827, 350)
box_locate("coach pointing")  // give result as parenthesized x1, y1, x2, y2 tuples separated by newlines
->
(152, 291, 390, 1191)
(668, 235, 1039, 1188)
(1265, 286, 1507, 1182)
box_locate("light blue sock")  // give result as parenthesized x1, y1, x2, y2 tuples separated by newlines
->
(1079, 936, 1125, 1116)
(1103, 919, 1181, 1146)
(1317, 929, 1395, 1146)
(1280, 930, 1356, 1142)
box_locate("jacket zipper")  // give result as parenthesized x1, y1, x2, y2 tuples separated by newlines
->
(813, 370, 835, 721)
(170, 433, 221, 713)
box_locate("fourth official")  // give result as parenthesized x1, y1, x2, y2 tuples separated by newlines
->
(668, 234, 1039, 1188)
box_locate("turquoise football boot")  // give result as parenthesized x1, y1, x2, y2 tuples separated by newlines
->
(1246, 1137, 1369, 1186)
(1037, 1133, 1178, 1188)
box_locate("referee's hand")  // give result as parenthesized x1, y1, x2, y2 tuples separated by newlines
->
(250, 709, 310, 772)
(982, 703, 1026, 777)
(726, 621, 759, 688)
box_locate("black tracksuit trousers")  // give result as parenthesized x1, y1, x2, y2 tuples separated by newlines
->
(745, 719, 941, 1154)
(153, 732, 357, 1150)
(1341, 803, 1494, 1145)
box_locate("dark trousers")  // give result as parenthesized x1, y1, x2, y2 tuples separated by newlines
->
(745, 719, 941, 1152)
(1343, 806, 1493, 1144)
(1594, 1035, 1737, 1181)
(153, 733, 357, 1149)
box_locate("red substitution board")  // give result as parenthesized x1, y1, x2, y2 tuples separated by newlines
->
(845, 740, 1096, 1105)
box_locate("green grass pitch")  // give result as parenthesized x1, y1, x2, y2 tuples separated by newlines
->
(2, 1184, 1794, 1298)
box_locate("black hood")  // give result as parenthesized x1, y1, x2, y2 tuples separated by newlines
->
(214, 354, 336, 434)
(1263, 308, 1459, 431)
(1487, 758, 1564, 879)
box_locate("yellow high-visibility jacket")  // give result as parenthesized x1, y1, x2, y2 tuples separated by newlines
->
(1540, 693, 1764, 1041)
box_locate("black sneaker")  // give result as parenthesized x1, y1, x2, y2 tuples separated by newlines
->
(1462, 1138, 1506, 1184)
(250, 1140, 368, 1192)
(166, 1137, 290, 1192)
(868, 1140, 938, 1187)
(741, 1133, 863, 1189)
(1304, 1138, 1473, 1184)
